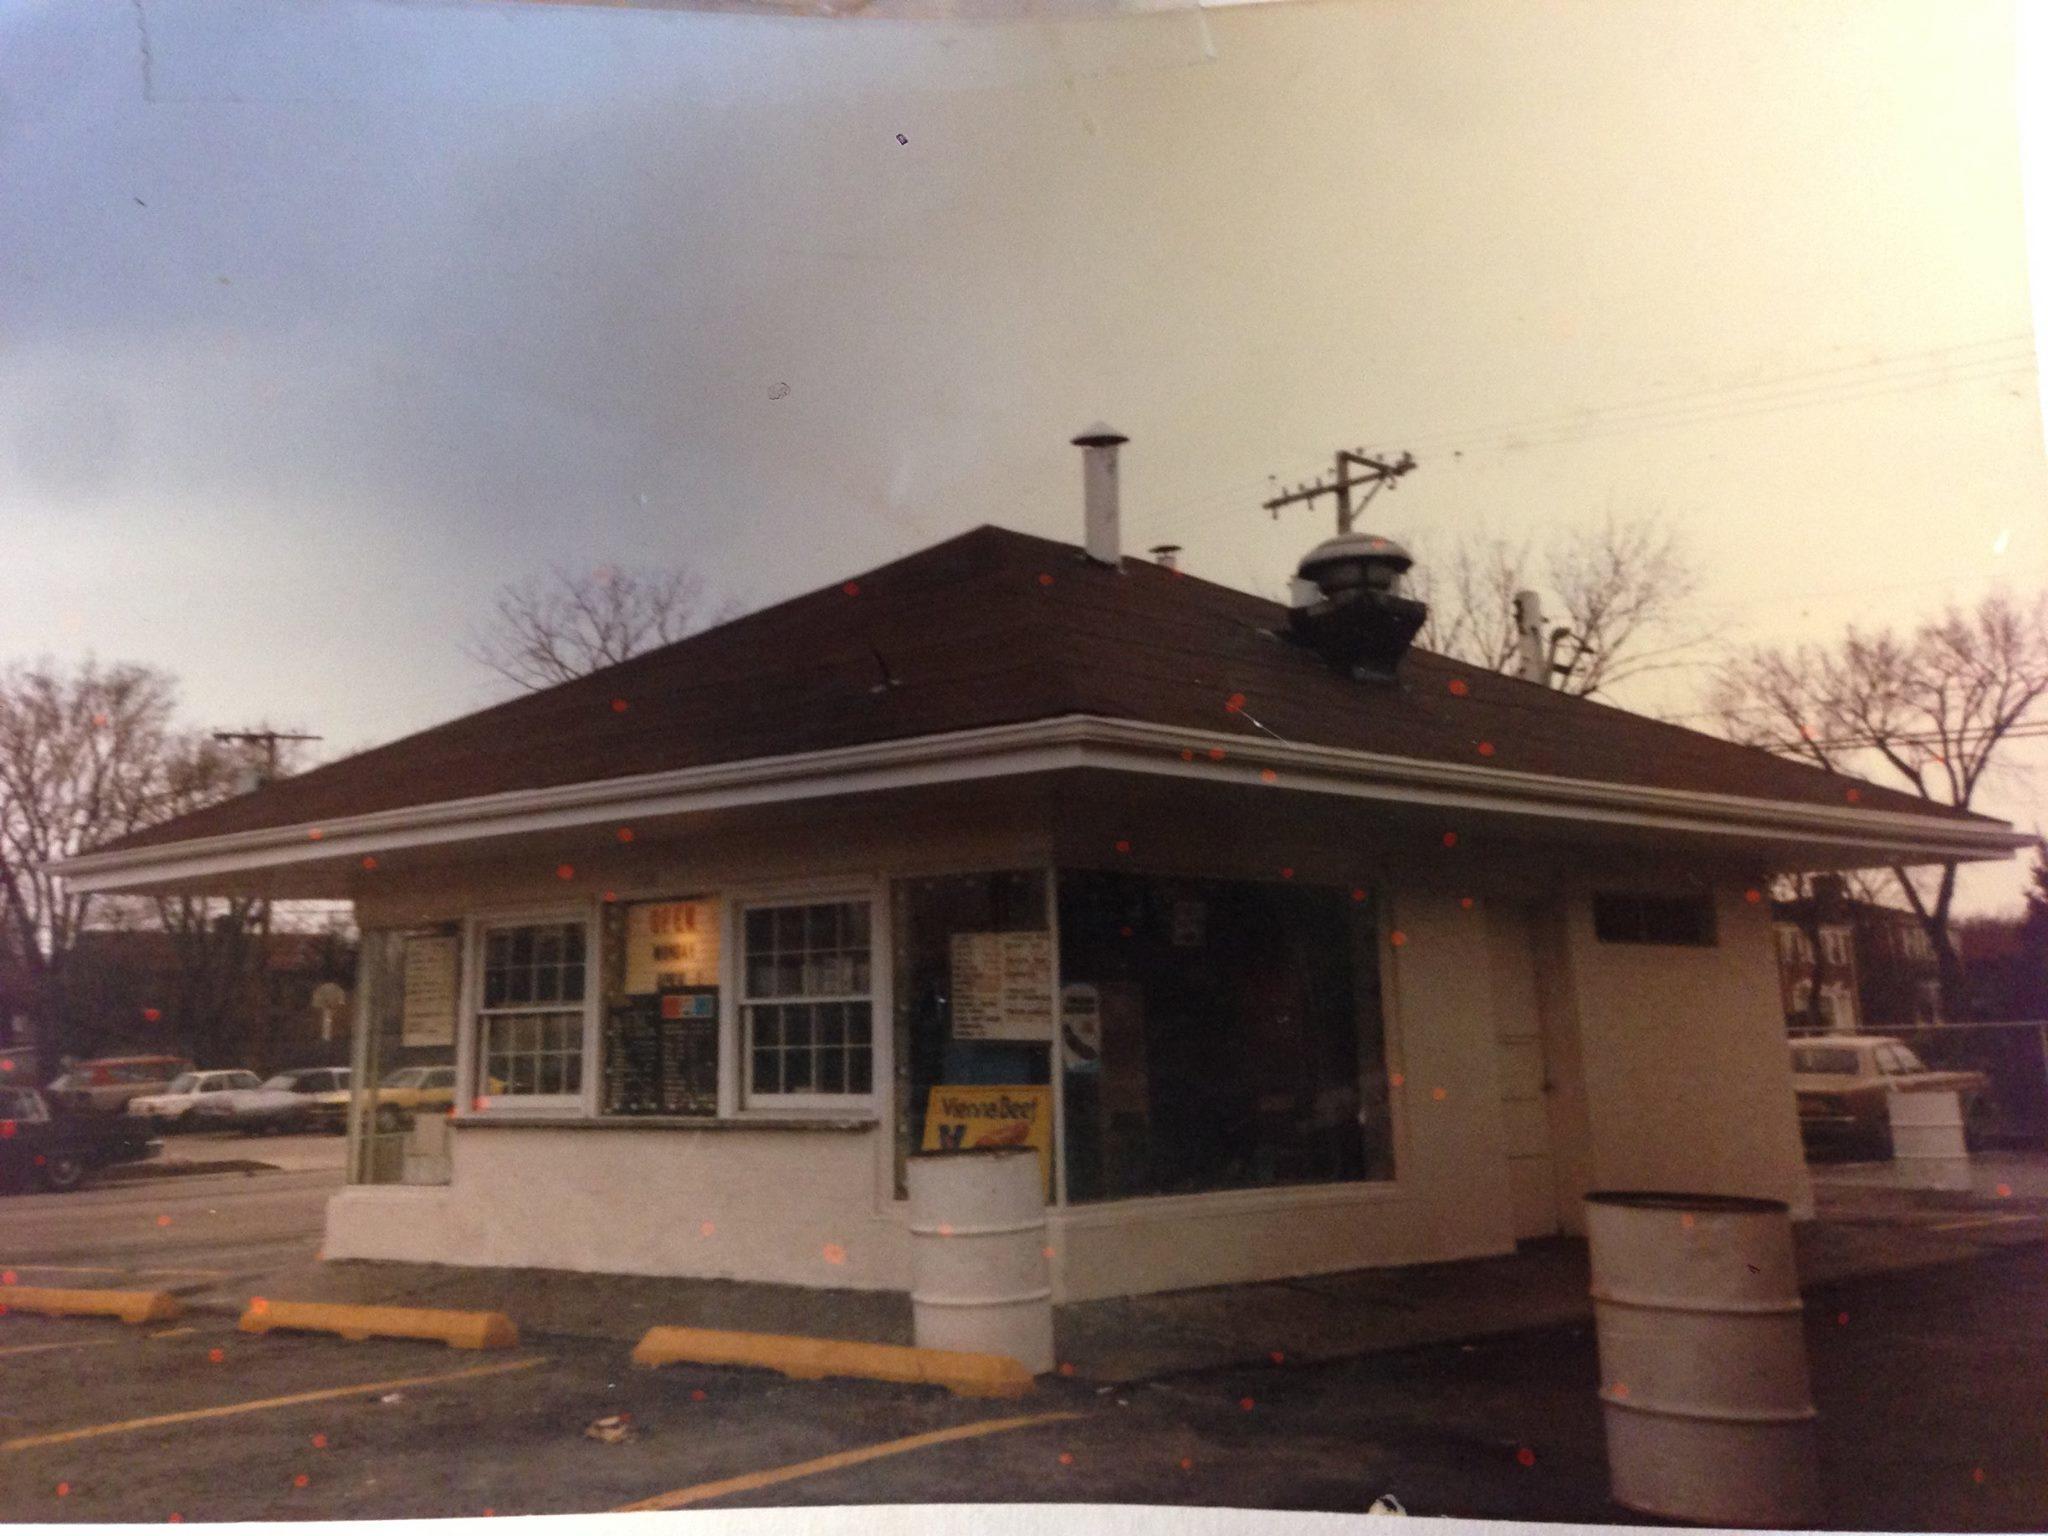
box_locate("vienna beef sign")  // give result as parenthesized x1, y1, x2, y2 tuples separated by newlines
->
(920, 1085, 1052, 1196)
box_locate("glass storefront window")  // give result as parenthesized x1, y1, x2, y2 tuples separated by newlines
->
(1056, 870, 1393, 1202)
(346, 926, 460, 1185)
(891, 872, 1050, 1198)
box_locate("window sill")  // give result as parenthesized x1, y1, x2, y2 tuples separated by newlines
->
(452, 1113, 879, 1133)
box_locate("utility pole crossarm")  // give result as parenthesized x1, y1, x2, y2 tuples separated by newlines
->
(1261, 448, 1417, 535)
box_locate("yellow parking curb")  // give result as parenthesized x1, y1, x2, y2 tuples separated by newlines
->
(630, 1325, 1035, 1399)
(0, 1287, 181, 1325)
(238, 1300, 518, 1350)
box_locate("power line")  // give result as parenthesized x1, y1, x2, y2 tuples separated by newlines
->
(1140, 332, 2039, 546)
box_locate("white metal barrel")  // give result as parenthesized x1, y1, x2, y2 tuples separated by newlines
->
(1888, 1089, 1970, 1190)
(906, 1148, 1053, 1375)
(1585, 1191, 1820, 1527)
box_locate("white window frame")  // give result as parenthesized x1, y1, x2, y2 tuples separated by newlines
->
(729, 884, 885, 1117)
(459, 903, 601, 1118)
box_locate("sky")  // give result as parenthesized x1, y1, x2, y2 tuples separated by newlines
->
(2, 0, 2045, 911)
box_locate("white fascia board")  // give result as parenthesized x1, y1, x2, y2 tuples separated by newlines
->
(52, 714, 2026, 892)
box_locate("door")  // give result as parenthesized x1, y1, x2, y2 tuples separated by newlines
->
(1489, 902, 1558, 1239)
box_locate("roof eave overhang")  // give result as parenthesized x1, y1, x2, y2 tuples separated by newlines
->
(50, 714, 2029, 893)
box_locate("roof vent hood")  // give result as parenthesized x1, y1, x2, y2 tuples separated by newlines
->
(1287, 533, 1428, 682)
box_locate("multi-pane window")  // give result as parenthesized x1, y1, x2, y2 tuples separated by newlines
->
(478, 922, 587, 1100)
(743, 902, 874, 1101)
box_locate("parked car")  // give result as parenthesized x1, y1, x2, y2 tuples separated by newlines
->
(1790, 1035, 1991, 1156)
(45, 1055, 192, 1115)
(188, 1068, 353, 1136)
(371, 1065, 459, 1130)
(0, 1085, 161, 1193)
(126, 1069, 265, 1131)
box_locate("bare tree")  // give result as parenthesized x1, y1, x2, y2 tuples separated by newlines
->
(466, 562, 737, 691)
(0, 659, 179, 1069)
(1709, 591, 2048, 1016)
(1410, 533, 1527, 675)
(1405, 508, 1705, 696)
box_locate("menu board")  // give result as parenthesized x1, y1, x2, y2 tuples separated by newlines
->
(603, 988, 718, 1116)
(401, 933, 459, 1047)
(949, 932, 1053, 1041)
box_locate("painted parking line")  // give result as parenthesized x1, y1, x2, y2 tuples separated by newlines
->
(0, 1357, 547, 1453)
(0, 1265, 232, 1278)
(0, 1339, 128, 1360)
(614, 1410, 1085, 1512)
(1928, 1213, 2044, 1233)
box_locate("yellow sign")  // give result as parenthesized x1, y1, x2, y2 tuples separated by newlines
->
(625, 899, 720, 992)
(920, 1085, 1053, 1196)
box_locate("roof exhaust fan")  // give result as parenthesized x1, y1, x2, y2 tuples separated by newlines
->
(1287, 533, 1428, 683)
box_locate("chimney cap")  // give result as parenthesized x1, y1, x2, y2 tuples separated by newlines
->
(1071, 422, 1129, 448)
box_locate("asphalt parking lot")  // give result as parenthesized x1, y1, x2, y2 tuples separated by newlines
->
(5, 1144, 2048, 1527)
(3, 1243, 2047, 1527)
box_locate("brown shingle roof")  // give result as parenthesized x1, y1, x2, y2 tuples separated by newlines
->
(97, 524, 1987, 855)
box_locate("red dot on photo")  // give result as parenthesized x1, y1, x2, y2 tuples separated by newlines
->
(1442, 832, 1458, 847)
(1207, 748, 1226, 761)
(1239, 1397, 1255, 1412)
(842, 582, 860, 596)
(1259, 769, 1277, 784)
(1517, 1447, 1536, 1467)
(611, 698, 629, 713)
(293, 1474, 309, 1489)
(616, 828, 634, 843)
(1389, 931, 1408, 947)
(1448, 679, 1469, 696)
(1476, 741, 1496, 757)
(556, 864, 575, 880)
(1038, 573, 1054, 587)
(1058, 1453, 1074, 1466)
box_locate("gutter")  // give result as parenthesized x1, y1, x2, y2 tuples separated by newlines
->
(49, 714, 2027, 892)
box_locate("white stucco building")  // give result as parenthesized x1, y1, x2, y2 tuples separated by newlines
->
(56, 470, 2025, 1304)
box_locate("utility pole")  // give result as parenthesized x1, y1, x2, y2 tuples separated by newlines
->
(1263, 447, 1417, 535)
(212, 730, 321, 1071)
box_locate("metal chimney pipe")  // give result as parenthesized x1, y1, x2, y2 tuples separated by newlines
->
(1513, 589, 1549, 685)
(1071, 423, 1128, 568)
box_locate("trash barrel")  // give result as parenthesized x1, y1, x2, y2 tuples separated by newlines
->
(906, 1148, 1053, 1374)
(1888, 1088, 1970, 1191)
(1585, 1190, 1820, 1527)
